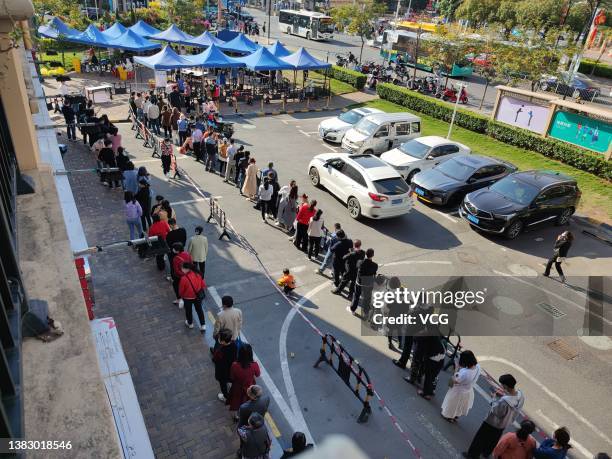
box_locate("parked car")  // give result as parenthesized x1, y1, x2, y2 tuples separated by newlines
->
(380, 136, 471, 183)
(459, 170, 581, 239)
(318, 107, 383, 143)
(538, 72, 601, 100)
(410, 155, 516, 206)
(342, 112, 421, 155)
(308, 153, 413, 219)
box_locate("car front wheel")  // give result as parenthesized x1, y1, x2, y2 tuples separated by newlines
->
(504, 220, 524, 239)
(347, 197, 362, 219)
(406, 169, 420, 183)
(555, 207, 573, 226)
(309, 167, 320, 187)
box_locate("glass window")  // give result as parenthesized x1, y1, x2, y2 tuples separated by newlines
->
(373, 178, 410, 195)
(375, 125, 389, 137)
(490, 177, 539, 206)
(279, 11, 290, 23)
(443, 144, 460, 154)
(411, 121, 420, 134)
(538, 186, 566, 200)
(351, 155, 386, 168)
(398, 139, 430, 159)
(436, 158, 476, 181)
(471, 165, 498, 180)
(428, 147, 444, 158)
(395, 122, 410, 136)
(342, 164, 367, 187)
(354, 118, 379, 136)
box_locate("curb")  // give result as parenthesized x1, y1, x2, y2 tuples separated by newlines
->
(573, 215, 612, 244)
(222, 106, 337, 120)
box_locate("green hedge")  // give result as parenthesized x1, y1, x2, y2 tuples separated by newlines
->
(327, 66, 367, 90)
(376, 82, 612, 180)
(578, 59, 612, 79)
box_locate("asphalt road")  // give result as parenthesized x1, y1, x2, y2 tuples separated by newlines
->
(118, 112, 612, 458)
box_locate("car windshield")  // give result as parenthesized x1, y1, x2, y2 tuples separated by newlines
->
(373, 178, 410, 195)
(436, 159, 476, 181)
(354, 118, 379, 136)
(318, 19, 334, 33)
(338, 110, 363, 125)
(489, 177, 540, 205)
(398, 139, 430, 159)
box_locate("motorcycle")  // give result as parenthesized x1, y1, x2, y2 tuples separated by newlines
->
(336, 55, 348, 67)
(441, 86, 468, 104)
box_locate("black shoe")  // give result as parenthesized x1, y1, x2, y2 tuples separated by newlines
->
(392, 359, 406, 369)
(331, 289, 341, 295)
(403, 376, 415, 384)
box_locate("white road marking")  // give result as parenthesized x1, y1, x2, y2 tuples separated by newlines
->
(478, 355, 612, 448)
(208, 287, 304, 436)
(535, 409, 594, 458)
(211, 265, 307, 291)
(416, 413, 460, 458)
(171, 197, 208, 206)
(299, 130, 311, 137)
(433, 209, 458, 223)
(322, 143, 339, 153)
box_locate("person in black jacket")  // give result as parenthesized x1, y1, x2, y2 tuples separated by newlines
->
(61, 99, 76, 141)
(135, 180, 152, 231)
(98, 139, 120, 188)
(166, 218, 187, 278)
(329, 230, 352, 289)
(350, 248, 378, 314)
(543, 231, 573, 283)
(333, 239, 365, 298)
(168, 86, 183, 110)
(212, 329, 237, 401)
(405, 333, 446, 399)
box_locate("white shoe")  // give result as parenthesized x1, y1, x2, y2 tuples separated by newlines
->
(314, 268, 323, 275)
(166, 276, 172, 282)
(200, 324, 206, 332)
(217, 393, 226, 402)
(185, 320, 194, 329)
(275, 221, 281, 227)
(560, 275, 566, 283)
(178, 299, 184, 309)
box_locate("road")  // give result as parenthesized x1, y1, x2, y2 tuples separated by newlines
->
(120, 110, 612, 458)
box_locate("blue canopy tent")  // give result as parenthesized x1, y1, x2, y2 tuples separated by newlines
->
(281, 47, 331, 70)
(218, 33, 260, 54)
(267, 41, 291, 58)
(148, 24, 195, 45)
(133, 45, 194, 69)
(184, 44, 243, 68)
(69, 24, 111, 46)
(216, 29, 239, 42)
(128, 20, 161, 38)
(37, 17, 80, 39)
(186, 31, 225, 48)
(235, 47, 293, 71)
(101, 22, 127, 40)
(105, 29, 161, 52)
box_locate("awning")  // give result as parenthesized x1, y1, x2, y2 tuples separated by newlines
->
(235, 46, 293, 71)
(105, 29, 161, 52)
(148, 24, 195, 45)
(186, 31, 225, 48)
(37, 17, 80, 39)
(133, 45, 194, 70)
(69, 24, 111, 46)
(128, 20, 161, 38)
(282, 47, 331, 70)
(267, 41, 291, 58)
(184, 44, 244, 68)
(218, 33, 260, 54)
(101, 22, 127, 40)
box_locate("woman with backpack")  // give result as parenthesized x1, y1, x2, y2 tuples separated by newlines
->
(178, 262, 206, 332)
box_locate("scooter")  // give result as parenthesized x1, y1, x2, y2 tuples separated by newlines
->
(442, 86, 468, 104)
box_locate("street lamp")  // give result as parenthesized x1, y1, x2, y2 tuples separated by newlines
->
(447, 82, 465, 139)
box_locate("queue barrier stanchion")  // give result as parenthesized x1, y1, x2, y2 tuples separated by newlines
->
(207, 198, 231, 241)
(313, 334, 374, 423)
(135, 120, 145, 141)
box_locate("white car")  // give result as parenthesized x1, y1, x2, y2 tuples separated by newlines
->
(318, 107, 383, 143)
(308, 153, 413, 219)
(380, 136, 471, 183)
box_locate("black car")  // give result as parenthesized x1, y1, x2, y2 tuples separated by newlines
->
(410, 155, 516, 206)
(459, 170, 581, 239)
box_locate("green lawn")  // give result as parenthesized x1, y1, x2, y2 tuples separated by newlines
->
(40, 51, 86, 71)
(282, 70, 355, 96)
(356, 99, 612, 223)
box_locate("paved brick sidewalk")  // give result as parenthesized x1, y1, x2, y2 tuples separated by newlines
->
(61, 138, 240, 459)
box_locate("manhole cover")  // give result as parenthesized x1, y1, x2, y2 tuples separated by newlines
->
(536, 302, 566, 319)
(547, 339, 579, 360)
(457, 252, 478, 264)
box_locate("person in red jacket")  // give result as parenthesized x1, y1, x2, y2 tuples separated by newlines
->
(294, 199, 317, 253)
(171, 242, 193, 306)
(178, 262, 207, 331)
(148, 214, 171, 270)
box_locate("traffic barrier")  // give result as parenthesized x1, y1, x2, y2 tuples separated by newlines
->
(313, 334, 374, 423)
(207, 197, 231, 241)
(74, 257, 94, 320)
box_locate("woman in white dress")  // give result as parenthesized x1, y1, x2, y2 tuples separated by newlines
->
(241, 158, 258, 200)
(441, 350, 480, 423)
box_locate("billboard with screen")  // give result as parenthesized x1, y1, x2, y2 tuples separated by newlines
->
(548, 110, 611, 154)
(495, 96, 551, 134)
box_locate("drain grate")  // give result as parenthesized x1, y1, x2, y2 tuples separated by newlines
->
(536, 302, 566, 319)
(547, 339, 579, 360)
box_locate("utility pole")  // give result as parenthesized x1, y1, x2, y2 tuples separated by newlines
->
(267, 0, 272, 44)
(412, 26, 420, 81)
(447, 82, 465, 139)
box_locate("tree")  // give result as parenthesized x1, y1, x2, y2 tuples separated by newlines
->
(496, 0, 518, 38)
(331, 0, 386, 63)
(424, 34, 471, 87)
(455, 0, 498, 28)
(515, 0, 563, 36)
(437, 0, 462, 21)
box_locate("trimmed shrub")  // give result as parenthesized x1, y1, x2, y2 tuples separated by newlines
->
(376, 82, 612, 180)
(328, 66, 367, 90)
(578, 59, 612, 79)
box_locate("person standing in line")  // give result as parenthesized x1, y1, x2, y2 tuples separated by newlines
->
(169, 85, 183, 111)
(441, 350, 481, 423)
(350, 248, 378, 315)
(213, 295, 243, 343)
(237, 385, 270, 428)
(228, 344, 261, 413)
(147, 99, 161, 135)
(161, 106, 172, 137)
(160, 137, 173, 179)
(191, 122, 203, 162)
(62, 98, 76, 141)
(329, 230, 353, 289)
(237, 150, 250, 190)
(134, 92, 144, 121)
(170, 242, 193, 307)
(98, 139, 120, 189)
(124, 191, 143, 240)
(261, 162, 277, 184)
(166, 217, 187, 280)
(307, 209, 324, 260)
(258, 177, 273, 223)
(205, 132, 219, 173)
(533, 427, 572, 459)
(135, 180, 152, 231)
(315, 222, 341, 275)
(294, 200, 317, 252)
(218, 137, 229, 176)
(187, 226, 208, 276)
(178, 262, 207, 331)
(213, 328, 237, 403)
(543, 231, 573, 283)
(116, 147, 130, 172)
(177, 113, 189, 147)
(137, 166, 151, 185)
(224, 138, 238, 183)
(155, 199, 174, 223)
(142, 96, 151, 128)
(129, 91, 138, 117)
(492, 420, 536, 459)
(237, 413, 271, 459)
(463, 374, 525, 458)
(410, 334, 446, 400)
(170, 107, 181, 145)
(242, 158, 258, 201)
(169, 147, 181, 180)
(268, 175, 281, 219)
(280, 432, 313, 458)
(148, 214, 170, 271)
(123, 162, 139, 195)
(333, 239, 365, 299)
(275, 181, 298, 230)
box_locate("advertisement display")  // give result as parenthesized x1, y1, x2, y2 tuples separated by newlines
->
(495, 96, 551, 134)
(154, 70, 167, 88)
(548, 110, 611, 154)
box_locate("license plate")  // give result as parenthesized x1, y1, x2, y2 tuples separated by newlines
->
(467, 214, 479, 224)
(392, 198, 402, 205)
(415, 187, 425, 196)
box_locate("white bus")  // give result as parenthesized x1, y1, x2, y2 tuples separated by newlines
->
(278, 10, 334, 41)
